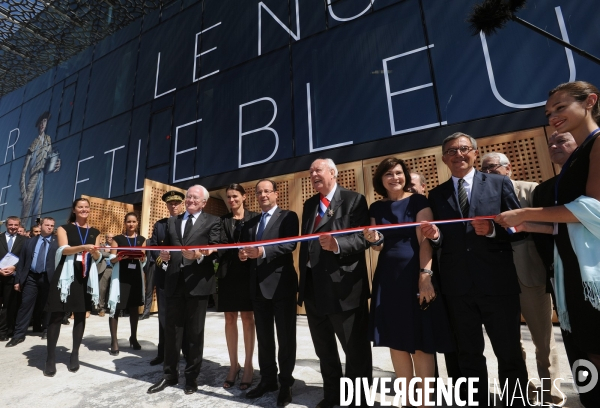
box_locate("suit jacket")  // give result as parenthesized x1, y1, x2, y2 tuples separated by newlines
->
(428, 170, 521, 296)
(239, 207, 298, 300)
(15, 234, 59, 286)
(297, 186, 370, 314)
(0, 233, 26, 281)
(510, 180, 547, 287)
(164, 212, 220, 297)
(216, 210, 259, 279)
(147, 217, 169, 288)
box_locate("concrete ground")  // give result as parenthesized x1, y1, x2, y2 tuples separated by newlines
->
(0, 308, 585, 408)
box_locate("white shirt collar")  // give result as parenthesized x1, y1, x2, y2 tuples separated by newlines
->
(262, 205, 278, 217)
(184, 209, 202, 219)
(451, 167, 476, 188)
(323, 184, 337, 202)
(5, 232, 15, 238)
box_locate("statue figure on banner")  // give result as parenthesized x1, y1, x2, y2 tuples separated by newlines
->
(20, 111, 61, 227)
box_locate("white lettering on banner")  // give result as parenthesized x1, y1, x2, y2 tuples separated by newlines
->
(339, 377, 479, 406)
(173, 119, 201, 183)
(258, 0, 300, 56)
(104, 145, 125, 198)
(238, 97, 279, 168)
(383, 45, 447, 135)
(327, 0, 374, 22)
(4, 128, 19, 164)
(379, 377, 391, 406)
(306, 83, 353, 152)
(134, 139, 143, 192)
(193, 22, 222, 82)
(480, 6, 575, 109)
(154, 52, 176, 99)
(0, 185, 10, 207)
(73, 156, 94, 200)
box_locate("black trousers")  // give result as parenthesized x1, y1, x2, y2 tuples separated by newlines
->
(0, 274, 18, 337)
(156, 285, 165, 358)
(13, 272, 50, 339)
(304, 271, 372, 405)
(445, 293, 528, 407)
(163, 284, 208, 383)
(142, 263, 155, 316)
(252, 291, 297, 387)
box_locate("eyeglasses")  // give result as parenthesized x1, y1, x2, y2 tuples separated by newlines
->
(481, 163, 506, 173)
(443, 146, 474, 156)
(186, 195, 205, 202)
(256, 189, 274, 196)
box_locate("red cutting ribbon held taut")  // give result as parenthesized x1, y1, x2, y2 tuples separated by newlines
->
(105, 216, 497, 252)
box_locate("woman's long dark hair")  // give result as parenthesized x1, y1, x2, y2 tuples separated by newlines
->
(68, 198, 91, 223)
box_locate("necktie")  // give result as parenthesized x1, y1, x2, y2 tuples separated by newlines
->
(256, 213, 268, 241)
(313, 195, 330, 232)
(183, 214, 194, 241)
(458, 178, 470, 217)
(35, 238, 47, 273)
(7, 235, 14, 252)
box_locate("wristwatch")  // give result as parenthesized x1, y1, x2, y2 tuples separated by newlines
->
(419, 268, 433, 276)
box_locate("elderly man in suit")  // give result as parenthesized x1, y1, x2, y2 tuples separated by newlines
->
(481, 152, 562, 404)
(6, 217, 59, 346)
(146, 190, 184, 366)
(421, 132, 528, 407)
(0, 216, 27, 341)
(147, 185, 220, 395)
(239, 179, 298, 406)
(297, 158, 372, 408)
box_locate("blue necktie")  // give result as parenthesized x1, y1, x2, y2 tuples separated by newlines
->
(256, 213, 268, 241)
(7, 235, 14, 252)
(35, 238, 47, 273)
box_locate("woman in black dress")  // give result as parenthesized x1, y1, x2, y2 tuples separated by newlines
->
(108, 212, 146, 355)
(45, 198, 102, 376)
(497, 81, 600, 404)
(217, 184, 257, 389)
(364, 158, 454, 401)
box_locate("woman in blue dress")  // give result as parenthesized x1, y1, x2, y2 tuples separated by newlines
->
(364, 157, 454, 397)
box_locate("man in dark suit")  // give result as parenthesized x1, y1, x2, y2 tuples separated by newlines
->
(146, 190, 184, 366)
(147, 185, 220, 395)
(239, 179, 298, 406)
(297, 158, 372, 408)
(0, 216, 27, 341)
(6, 217, 58, 346)
(421, 132, 528, 407)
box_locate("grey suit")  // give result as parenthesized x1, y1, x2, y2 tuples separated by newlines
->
(511, 179, 561, 402)
(162, 211, 220, 383)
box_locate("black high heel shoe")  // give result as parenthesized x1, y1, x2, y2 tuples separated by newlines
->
(109, 346, 120, 356)
(68, 354, 80, 372)
(223, 365, 241, 389)
(44, 360, 56, 377)
(129, 336, 141, 350)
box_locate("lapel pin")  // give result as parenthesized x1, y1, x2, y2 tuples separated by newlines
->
(327, 209, 334, 217)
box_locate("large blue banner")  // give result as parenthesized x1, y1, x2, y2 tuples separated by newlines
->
(0, 0, 598, 227)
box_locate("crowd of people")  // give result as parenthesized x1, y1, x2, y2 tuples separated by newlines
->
(0, 80, 598, 408)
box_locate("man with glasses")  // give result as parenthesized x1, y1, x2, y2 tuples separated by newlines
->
(481, 152, 562, 405)
(239, 179, 298, 406)
(147, 185, 220, 396)
(421, 133, 528, 407)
